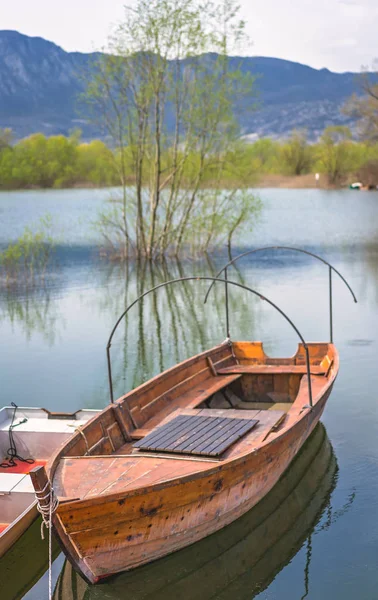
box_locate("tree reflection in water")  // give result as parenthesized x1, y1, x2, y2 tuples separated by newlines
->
(96, 257, 258, 403)
(0, 285, 61, 346)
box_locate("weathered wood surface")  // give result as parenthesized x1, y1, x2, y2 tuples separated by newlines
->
(218, 365, 326, 375)
(53, 410, 283, 499)
(124, 344, 238, 428)
(37, 341, 338, 584)
(232, 341, 330, 365)
(53, 424, 336, 600)
(133, 414, 259, 457)
(130, 373, 242, 439)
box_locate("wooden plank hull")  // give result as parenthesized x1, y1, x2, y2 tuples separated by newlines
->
(40, 341, 338, 584)
(53, 422, 337, 599)
(54, 385, 333, 583)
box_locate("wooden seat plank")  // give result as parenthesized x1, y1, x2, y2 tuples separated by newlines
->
(169, 417, 230, 453)
(191, 418, 242, 453)
(135, 415, 216, 452)
(133, 415, 259, 457)
(179, 374, 242, 408)
(164, 417, 224, 453)
(217, 365, 326, 375)
(135, 415, 205, 451)
(135, 415, 204, 449)
(200, 419, 259, 455)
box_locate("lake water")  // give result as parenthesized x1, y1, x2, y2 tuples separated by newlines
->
(0, 187, 378, 599)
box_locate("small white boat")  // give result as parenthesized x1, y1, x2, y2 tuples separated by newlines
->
(0, 404, 99, 557)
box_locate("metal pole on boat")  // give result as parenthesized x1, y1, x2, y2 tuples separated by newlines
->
(106, 344, 114, 404)
(204, 247, 358, 342)
(304, 344, 313, 408)
(225, 267, 230, 339)
(329, 266, 333, 344)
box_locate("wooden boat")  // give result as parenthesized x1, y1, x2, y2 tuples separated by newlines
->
(52, 422, 337, 600)
(30, 267, 357, 584)
(31, 335, 338, 584)
(0, 405, 99, 558)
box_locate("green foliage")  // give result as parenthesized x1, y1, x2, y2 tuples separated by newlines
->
(0, 215, 56, 286)
(316, 126, 357, 185)
(281, 130, 314, 175)
(76, 141, 118, 186)
(0, 132, 119, 190)
(239, 139, 282, 174)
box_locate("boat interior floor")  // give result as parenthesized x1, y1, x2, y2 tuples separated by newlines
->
(55, 408, 287, 500)
(129, 379, 295, 441)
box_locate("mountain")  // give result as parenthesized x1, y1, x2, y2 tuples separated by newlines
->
(0, 30, 362, 141)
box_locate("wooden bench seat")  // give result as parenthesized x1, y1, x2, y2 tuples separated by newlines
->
(217, 365, 326, 376)
(133, 413, 259, 457)
(130, 374, 241, 440)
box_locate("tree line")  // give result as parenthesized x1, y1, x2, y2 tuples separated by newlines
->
(1, 125, 378, 191)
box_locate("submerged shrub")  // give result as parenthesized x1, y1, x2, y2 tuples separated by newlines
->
(0, 215, 56, 287)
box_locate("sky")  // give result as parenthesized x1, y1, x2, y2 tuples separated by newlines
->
(1, 0, 377, 72)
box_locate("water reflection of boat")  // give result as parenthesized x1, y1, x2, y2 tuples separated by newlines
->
(53, 423, 337, 600)
(0, 516, 60, 600)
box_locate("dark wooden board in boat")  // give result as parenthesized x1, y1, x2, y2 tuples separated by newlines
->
(133, 414, 259, 457)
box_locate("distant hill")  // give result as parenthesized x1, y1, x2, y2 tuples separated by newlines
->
(0, 30, 363, 141)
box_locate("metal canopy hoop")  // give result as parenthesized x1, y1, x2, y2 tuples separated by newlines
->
(204, 246, 358, 343)
(106, 276, 314, 408)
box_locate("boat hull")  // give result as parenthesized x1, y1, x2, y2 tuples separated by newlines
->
(0, 502, 38, 558)
(0, 407, 99, 559)
(53, 422, 337, 600)
(54, 383, 333, 583)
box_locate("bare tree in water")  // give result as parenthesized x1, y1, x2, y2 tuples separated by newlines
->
(85, 0, 260, 260)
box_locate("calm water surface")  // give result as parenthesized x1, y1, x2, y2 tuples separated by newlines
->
(0, 188, 378, 599)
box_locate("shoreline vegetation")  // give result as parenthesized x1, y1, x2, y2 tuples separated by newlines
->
(1, 128, 378, 193)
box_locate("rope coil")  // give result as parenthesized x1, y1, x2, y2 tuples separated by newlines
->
(0, 402, 34, 468)
(35, 482, 59, 538)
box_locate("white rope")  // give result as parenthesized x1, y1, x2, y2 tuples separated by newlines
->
(35, 484, 59, 600)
